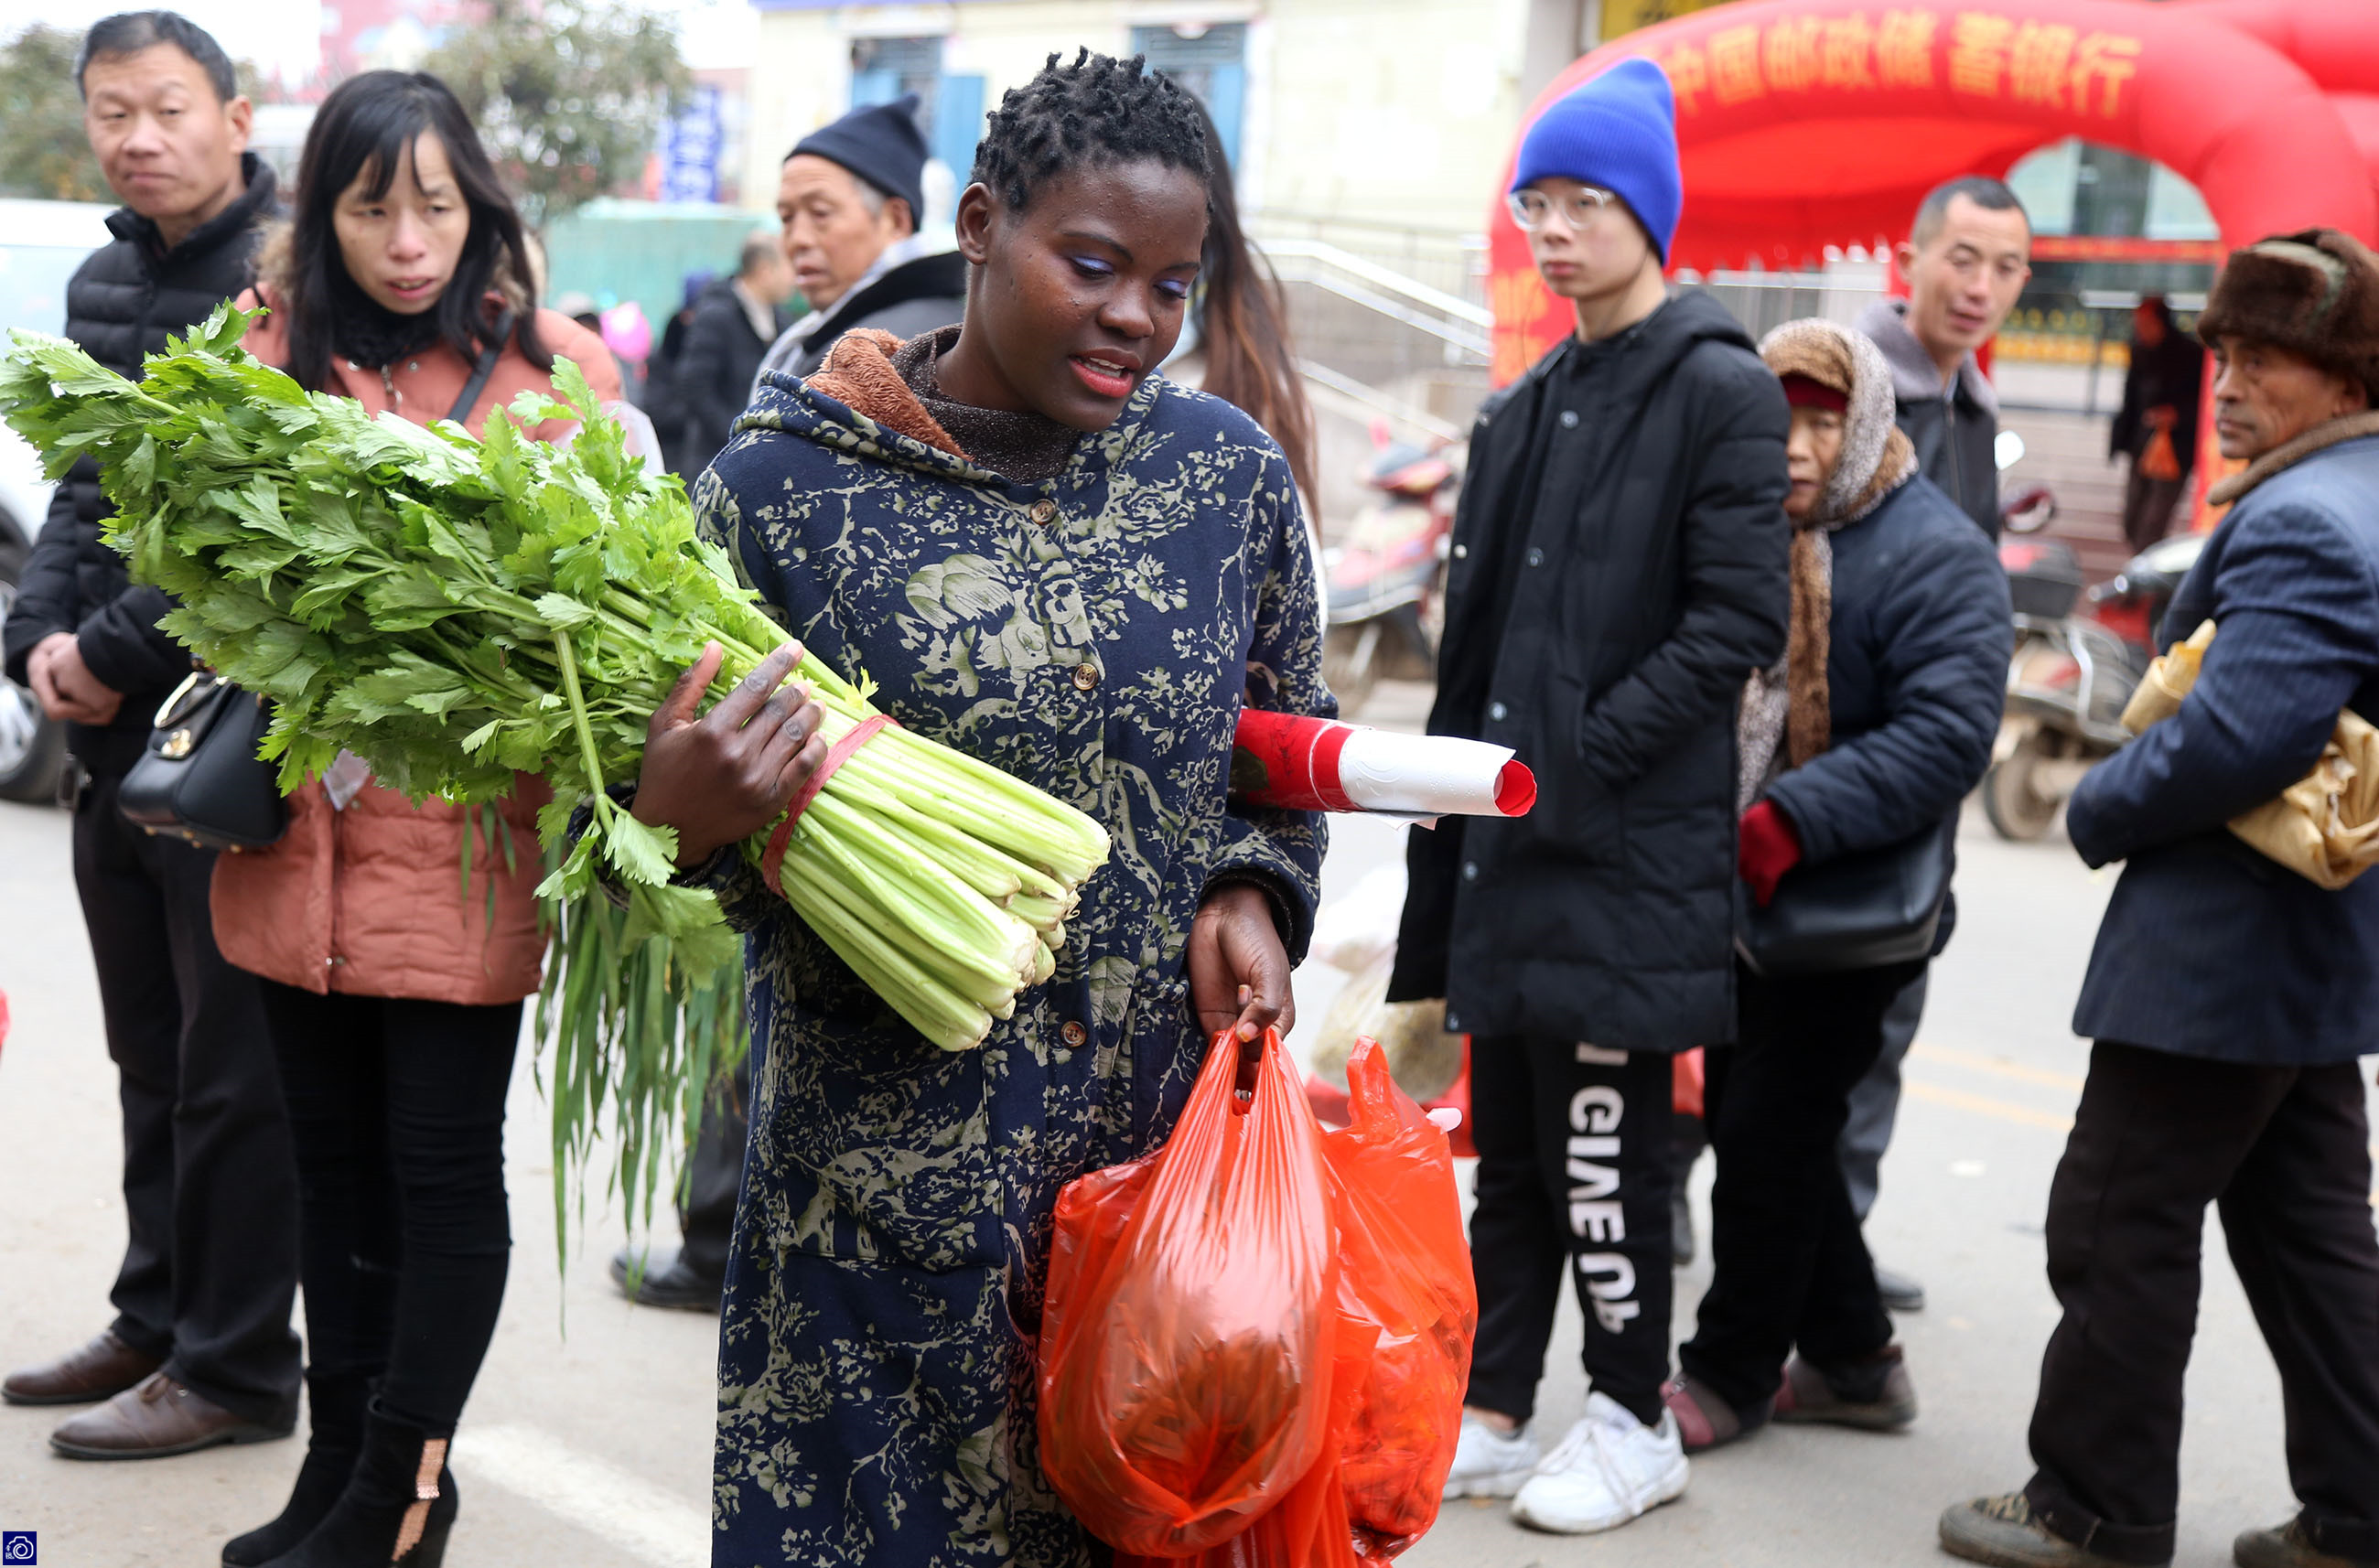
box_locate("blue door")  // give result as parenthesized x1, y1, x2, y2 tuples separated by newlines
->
(933, 74, 985, 181)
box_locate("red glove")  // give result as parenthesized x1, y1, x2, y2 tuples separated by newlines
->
(1738, 800, 1803, 908)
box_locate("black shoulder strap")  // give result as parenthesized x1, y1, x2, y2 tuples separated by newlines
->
(445, 311, 513, 424)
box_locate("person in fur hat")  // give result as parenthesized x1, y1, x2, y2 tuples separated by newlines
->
(1942, 228, 2379, 1568)
(1656, 318, 2007, 1454)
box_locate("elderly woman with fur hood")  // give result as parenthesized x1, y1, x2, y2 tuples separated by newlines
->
(1661, 318, 2008, 1455)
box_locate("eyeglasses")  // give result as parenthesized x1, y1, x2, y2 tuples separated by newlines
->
(1508, 186, 1620, 231)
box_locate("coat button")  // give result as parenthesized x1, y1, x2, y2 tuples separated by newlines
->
(1489, 702, 1507, 721)
(1559, 410, 1580, 428)
(1029, 499, 1058, 525)
(1060, 1020, 1088, 1049)
(1525, 547, 1544, 566)
(1071, 662, 1100, 693)
(1452, 543, 1468, 559)
(1462, 861, 1479, 881)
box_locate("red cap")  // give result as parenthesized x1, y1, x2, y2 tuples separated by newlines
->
(1780, 373, 1848, 413)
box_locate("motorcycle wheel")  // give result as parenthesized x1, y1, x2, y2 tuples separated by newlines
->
(1982, 739, 2061, 842)
(1322, 622, 1382, 719)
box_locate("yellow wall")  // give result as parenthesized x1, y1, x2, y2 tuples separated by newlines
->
(742, 0, 1533, 239)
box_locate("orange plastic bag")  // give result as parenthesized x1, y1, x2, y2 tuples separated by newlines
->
(1039, 1027, 1341, 1557)
(1109, 1039, 1477, 1568)
(1322, 1038, 1477, 1562)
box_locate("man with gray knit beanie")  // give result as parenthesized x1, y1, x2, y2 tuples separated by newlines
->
(1942, 228, 2379, 1568)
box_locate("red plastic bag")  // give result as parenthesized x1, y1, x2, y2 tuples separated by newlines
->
(1040, 1027, 1341, 1557)
(1322, 1039, 1477, 1561)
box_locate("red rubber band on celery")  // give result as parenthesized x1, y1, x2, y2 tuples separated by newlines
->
(760, 714, 899, 897)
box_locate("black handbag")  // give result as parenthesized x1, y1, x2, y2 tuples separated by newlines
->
(1735, 816, 1955, 977)
(117, 671, 287, 850)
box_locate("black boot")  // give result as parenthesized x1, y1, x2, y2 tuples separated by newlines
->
(224, 1371, 373, 1565)
(261, 1404, 458, 1568)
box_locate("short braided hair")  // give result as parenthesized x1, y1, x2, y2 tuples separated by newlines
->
(972, 48, 1211, 212)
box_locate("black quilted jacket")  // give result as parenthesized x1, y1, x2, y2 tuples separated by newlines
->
(1, 156, 276, 774)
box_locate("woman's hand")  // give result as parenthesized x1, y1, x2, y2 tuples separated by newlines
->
(631, 641, 827, 867)
(1189, 883, 1295, 1054)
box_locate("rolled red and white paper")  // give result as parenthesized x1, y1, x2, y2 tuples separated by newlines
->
(1229, 709, 1537, 819)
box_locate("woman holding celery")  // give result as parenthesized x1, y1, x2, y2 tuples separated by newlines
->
(626, 49, 1332, 1567)
(207, 70, 619, 1568)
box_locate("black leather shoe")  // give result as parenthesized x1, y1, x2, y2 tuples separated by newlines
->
(610, 1244, 723, 1311)
(1876, 1263, 1927, 1313)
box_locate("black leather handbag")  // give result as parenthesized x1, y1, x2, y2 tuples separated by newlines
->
(116, 671, 287, 851)
(1735, 816, 1955, 977)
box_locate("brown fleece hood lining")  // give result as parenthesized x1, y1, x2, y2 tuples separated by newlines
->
(802, 328, 969, 462)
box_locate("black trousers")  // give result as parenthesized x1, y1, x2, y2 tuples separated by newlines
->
(1677, 960, 1919, 1413)
(71, 772, 301, 1426)
(1466, 1036, 1675, 1428)
(260, 983, 520, 1434)
(2024, 1041, 2379, 1566)
(676, 1052, 748, 1282)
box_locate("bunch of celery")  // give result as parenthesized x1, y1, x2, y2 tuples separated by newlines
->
(0, 306, 1107, 1070)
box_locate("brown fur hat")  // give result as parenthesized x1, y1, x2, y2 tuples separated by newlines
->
(2196, 229, 2379, 401)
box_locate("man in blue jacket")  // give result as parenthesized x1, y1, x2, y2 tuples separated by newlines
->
(1941, 229, 2379, 1568)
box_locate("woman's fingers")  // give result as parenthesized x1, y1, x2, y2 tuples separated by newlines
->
(1186, 910, 1239, 1038)
(707, 641, 802, 731)
(650, 641, 726, 740)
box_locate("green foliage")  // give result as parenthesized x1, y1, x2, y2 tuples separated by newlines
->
(0, 26, 112, 203)
(0, 306, 1113, 1249)
(424, 0, 691, 227)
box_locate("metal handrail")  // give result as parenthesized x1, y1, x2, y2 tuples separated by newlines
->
(1259, 237, 1494, 328)
(1296, 360, 1467, 444)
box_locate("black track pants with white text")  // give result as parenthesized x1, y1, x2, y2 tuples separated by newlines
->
(1464, 1035, 1676, 1429)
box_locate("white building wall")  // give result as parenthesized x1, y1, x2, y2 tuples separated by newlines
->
(740, 0, 1534, 238)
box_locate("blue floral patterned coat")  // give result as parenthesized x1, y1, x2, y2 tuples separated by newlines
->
(683, 360, 1331, 1567)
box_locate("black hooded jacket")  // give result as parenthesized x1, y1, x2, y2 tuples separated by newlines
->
(2, 156, 277, 775)
(1388, 291, 1791, 1050)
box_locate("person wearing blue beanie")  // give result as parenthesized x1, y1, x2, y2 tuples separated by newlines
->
(1404, 48, 1793, 1548)
(1511, 57, 1683, 264)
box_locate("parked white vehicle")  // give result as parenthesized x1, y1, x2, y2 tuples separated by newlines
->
(0, 198, 115, 802)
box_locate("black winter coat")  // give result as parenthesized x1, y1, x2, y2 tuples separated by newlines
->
(1759, 474, 2011, 950)
(1388, 292, 1791, 1050)
(1, 157, 277, 775)
(676, 278, 786, 478)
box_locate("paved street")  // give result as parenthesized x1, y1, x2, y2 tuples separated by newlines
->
(2, 747, 2369, 1567)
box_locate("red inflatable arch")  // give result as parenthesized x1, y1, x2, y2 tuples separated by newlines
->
(1487, 0, 2379, 381)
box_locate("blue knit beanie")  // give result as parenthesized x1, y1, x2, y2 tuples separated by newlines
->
(1511, 59, 1682, 263)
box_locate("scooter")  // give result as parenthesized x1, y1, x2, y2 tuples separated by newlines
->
(1320, 423, 1459, 718)
(1983, 529, 2206, 840)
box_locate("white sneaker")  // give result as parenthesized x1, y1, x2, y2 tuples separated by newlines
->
(1510, 1392, 1690, 1534)
(1439, 1411, 1541, 1498)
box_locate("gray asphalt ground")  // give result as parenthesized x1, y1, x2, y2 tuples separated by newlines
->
(2, 686, 2370, 1566)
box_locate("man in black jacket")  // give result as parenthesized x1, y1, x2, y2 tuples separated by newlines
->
(1844, 176, 2031, 1316)
(615, 92, 966, 1315)
(1943, 228, 2379, 1568)
(676, 234, 794, 478)
(0, 11, 300, 1459)
(1390, 59, 1788, 1535)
